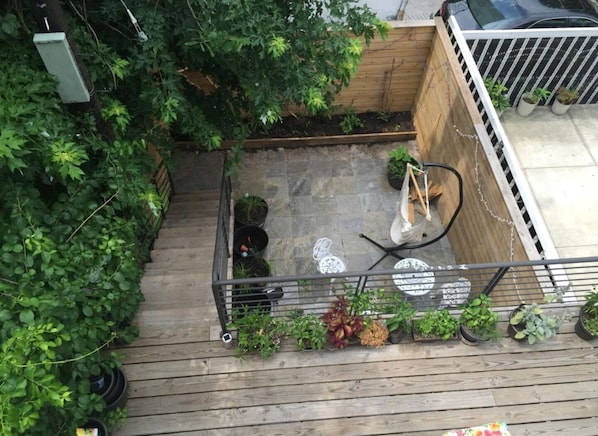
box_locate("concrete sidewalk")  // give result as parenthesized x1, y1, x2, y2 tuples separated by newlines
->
(501, 105, 598, 259)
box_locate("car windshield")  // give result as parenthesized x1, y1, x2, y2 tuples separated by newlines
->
(468, 0, 525, 29)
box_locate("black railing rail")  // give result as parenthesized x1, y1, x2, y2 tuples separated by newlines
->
(211, 154, 233, 334)
(213, 254, 598, 335)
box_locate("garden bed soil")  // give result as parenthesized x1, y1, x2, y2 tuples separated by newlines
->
(249, 111, 414, 139)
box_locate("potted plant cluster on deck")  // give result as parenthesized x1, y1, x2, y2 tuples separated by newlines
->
(575, 288, 598, 341)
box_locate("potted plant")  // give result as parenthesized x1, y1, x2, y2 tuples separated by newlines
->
(321, 296, 365, 349)
(358, 319, 389, 348)
(288, 312, 328, 350)
(77, 418, 109, 436)
(484, 77, 510, 116)
(516, 87, 550, 116)
(551, 86, 579, 115)
(459, 294, 500, 344)
(234, 193, 268, 228)
(412, 309, 459, 342)
(386, 145, 420, 190)
(90, 365, 129, 412)
(232, 257, 272, 314)
(575, 288, 598, 341)
(383, 293, 416, 344)
(233, 225, 269, 257)
(232, 308, 287, 359)
(508, 303, 567, 344)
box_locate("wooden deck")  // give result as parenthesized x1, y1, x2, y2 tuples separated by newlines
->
(114, 182, 598, 435)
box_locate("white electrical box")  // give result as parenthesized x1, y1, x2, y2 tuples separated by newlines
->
(33, 32, 90, 103)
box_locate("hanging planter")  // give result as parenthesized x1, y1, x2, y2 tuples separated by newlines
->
(234, 194, 268, 228)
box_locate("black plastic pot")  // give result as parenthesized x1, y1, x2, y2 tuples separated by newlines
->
(79, 418, 109, 436)
(388, 328, 407, 344)
(459, 324, 487, 345)
(507, 305, 526, 342)
(575, 305, 598, 341)
(234, 195, 268, 228)
(91, 366, 129, 411)
(233, 225, 269, 257)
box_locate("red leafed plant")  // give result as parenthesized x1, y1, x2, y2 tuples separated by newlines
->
(321, 296, 365, 348)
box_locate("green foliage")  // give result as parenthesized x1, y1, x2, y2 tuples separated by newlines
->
(413, 309, 459, 340)
(484, 77, 510, 112)
(555, 86, 580, 105)
(509, 304, 568, 345)
(288, 313, 328, 351)
(387, 145, 418, 178)
(580, 287, 598, 335)
(383, 293, 416, 333)
(339, 109, 364, 134)
(522, 87, 550, 104)
(0, 11, 165, 431)
(321, 296, 365, 349)
(459, 294, 500, 341)
(232, 309, 287, 359)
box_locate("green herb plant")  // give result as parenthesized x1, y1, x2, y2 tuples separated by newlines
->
(387, 145, 418, 179)
(289, 313, 328, 350)
(484, 77, 510, 112)
(383, 293, 416, 334)
(232, 308, 287, 359)
(578, 287, 598, 335)
(459, 294, 500, 341)
(339, 109, 364, 134)
(413, 309, 459, 340)
(521, 87, 550, 104)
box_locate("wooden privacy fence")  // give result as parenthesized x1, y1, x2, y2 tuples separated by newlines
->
(413, 18, 539, 267)
(182, 21, 436, 115)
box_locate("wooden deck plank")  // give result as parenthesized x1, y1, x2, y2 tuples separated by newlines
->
(199, 401, 598, 436)
(125, 361, 598, 400)
(115, 182, 598, 436)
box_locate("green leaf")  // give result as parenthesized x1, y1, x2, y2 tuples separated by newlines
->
(19, 309, 34, 324)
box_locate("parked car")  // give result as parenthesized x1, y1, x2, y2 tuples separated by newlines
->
(435, 0, 598, 30)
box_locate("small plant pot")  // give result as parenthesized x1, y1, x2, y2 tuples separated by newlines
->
(233, 225, 269, 257)
(551, 99, 571, 115)
(92, 367, 129, 412)
(516, 98, 538, 116)
(78, 418, 109, 436)
(575, 305, 598, 341)
(388, 328, 407, 344)
(234, 195, 268, 228)
(459, 324, 487, 345)
(507, 305, 526, 342)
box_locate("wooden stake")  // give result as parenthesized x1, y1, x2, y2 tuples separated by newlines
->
(408, 165, 431, 221)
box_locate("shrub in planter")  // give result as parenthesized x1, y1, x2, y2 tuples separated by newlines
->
(387, 145, 420, 190)
(289, 312, 328, 350)
(459, 294, 500, 343)
(358, 319, 389, 348)
(321, 296, 365, 349)
(516, 87, 550, 116)
(575, 288, 598, 341)
(508, 303, 567, 344)
(383, 293, 416, 344)
(412, 309, 459, 341)
(551, 86, 579, 115)
(234, 194, 268, 228)
(231, 308, 287, 359)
